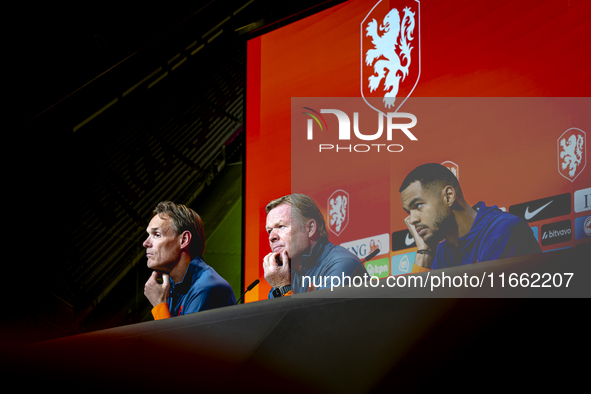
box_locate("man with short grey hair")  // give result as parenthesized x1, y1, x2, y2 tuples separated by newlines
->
(143, 201, 236, 319)
(263, 193, 367, 297)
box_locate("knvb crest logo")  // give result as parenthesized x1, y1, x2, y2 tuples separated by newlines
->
(328, 190, 349, 236)
(441, 160, 459, 180)
(558, 128, 586, 182)
(362, 0, 420, 114)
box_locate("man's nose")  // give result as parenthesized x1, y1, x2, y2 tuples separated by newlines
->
(409, 211, 419, 225)
(268, 229, 278, 242)
(143, 236, 151, 248)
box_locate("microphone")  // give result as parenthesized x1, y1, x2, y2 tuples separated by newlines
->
(235, 279, 260, 305)
(348, 248, 381, 279)
(246, 279, 260, 291)
(363, 248, 380, 262)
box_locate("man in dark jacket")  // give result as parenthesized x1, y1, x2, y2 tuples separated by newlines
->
(400, 163, 541, 272)
(263, 193, 368, 297)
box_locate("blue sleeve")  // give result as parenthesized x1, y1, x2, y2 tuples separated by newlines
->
(182, 277, 236, 314)
(307, 247, 368, 291)
(323, 251, 367, 278)
(431, 244, 445, 270)
(478, 219, 541, 263)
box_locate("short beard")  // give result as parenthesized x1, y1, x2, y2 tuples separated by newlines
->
(428, 208, 455, 246)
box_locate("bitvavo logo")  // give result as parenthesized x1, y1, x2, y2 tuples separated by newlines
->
(302, 107, 417, 153)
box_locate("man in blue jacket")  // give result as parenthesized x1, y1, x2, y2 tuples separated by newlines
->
(143, 201, 236, 319)
(400, 163, 541, 271)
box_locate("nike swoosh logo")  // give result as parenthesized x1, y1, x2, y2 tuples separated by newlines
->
(405, 233, 415, 246)
(525, 200, 553, 220)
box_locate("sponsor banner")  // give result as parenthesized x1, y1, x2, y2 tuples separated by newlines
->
(341, 233, 389, 260)
(509, 193, 571, 223)
(246, 0, 591, 301)
(391, 229, 415, 251)
(574, 187, 591, 213)
(391, 251, 416, 276)
(541, 220, 572, 247)
(574, 216, 591, 240)
(531, 226, 539, 242)
(365, 257, 390, 279)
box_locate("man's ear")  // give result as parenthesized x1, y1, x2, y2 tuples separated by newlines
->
(443, 185, 457, 207)
(180, 230, 192, 250)
(307, 219, 317, 238)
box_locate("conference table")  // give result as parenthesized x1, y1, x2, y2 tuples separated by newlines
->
(5, 243, 588, 393)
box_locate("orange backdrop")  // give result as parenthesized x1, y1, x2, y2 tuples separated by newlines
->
(245, 0, 591, 302)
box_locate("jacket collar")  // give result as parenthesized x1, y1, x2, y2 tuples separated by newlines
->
(300, 237, 329, 271)
(169, 256, 205, 293)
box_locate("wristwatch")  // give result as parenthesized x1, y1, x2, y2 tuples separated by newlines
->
(272, 285, 292, 298)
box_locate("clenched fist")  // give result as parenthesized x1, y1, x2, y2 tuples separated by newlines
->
(262, 250, 291, 289)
